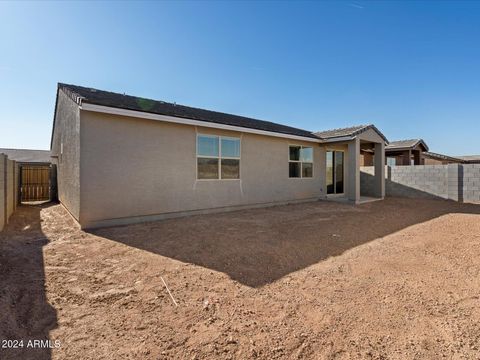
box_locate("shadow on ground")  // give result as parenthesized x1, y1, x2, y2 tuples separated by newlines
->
(0, 204, 57, 360)
(91, 197, 480, 288)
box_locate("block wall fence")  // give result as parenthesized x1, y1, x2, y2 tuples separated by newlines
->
(0, 154, 18, 231)
(361, 164, 480, 203)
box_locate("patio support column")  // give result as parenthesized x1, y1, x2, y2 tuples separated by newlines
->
(374, 142, 385, 198)
(347, 138, 360, 203)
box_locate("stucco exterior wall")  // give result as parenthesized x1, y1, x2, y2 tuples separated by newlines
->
(360, 151, 374, 166)
(51, 90, 81, 220)
(79, 111, 325, 228)
(422, 157, 446, 165)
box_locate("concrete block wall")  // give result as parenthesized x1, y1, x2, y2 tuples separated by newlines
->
(361, 164, 480, 203)
(462, 164, 480, 203)
(0, 154, 17, 231)
(6, 159, 16, 219)
(360, 166, 375, 196)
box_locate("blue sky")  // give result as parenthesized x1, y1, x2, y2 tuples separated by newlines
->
(1, 1, 479, 155)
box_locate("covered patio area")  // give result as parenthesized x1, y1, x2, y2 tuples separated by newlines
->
(316, 125, 387, 204)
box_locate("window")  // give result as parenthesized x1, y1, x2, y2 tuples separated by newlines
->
(289, 145, 313, 178)
(387, 157, 396, 166)
(197, 135, 240, 179)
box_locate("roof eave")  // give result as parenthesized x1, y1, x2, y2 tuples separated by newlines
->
(80, 102, 323, 143)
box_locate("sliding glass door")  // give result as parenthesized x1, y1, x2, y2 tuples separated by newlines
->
(326, 151, 344, 195)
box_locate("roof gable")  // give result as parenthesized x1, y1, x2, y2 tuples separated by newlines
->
(314, 124, 389, 143)
(386, 139, 429, 151)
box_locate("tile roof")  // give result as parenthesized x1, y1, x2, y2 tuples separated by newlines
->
(314, 124, 389, 143)
(423, 151, 463, 163)
(455, 155, 480, 161)
(0, 148, 51, 163)
(386, 139, 429, 151)
(454, 155, 480, 163)
(58, 83, 319, 140)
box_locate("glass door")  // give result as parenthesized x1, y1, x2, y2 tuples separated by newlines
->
(326, 151, 344, 194)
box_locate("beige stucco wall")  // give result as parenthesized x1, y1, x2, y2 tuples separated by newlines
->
(51, 91, 81, 220)
(78, 111, 325, 228)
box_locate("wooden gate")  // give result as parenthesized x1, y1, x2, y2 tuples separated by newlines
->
(20, 165, 51, 202)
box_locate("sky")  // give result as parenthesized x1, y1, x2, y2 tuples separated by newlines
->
(0, 1, 479, 156)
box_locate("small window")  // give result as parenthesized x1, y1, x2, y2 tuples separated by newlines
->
(289, 145, 313, 178)
(387, 157, 396, 166)
(197, 135, 240, 180)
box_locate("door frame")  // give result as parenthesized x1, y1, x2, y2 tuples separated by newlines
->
(326, 149, 346, 196)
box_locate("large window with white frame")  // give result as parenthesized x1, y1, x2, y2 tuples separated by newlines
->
(289, 145, 313, 178)
(197, 134, 240, 180)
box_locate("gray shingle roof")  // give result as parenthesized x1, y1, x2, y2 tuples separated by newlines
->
(0, 148, 51, 163)
(314, 124, 389, 143)
(58, 83, 319, 140)
(54, 83, 390, 146)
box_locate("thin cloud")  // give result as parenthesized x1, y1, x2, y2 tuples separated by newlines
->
(349, 3, 365, 9)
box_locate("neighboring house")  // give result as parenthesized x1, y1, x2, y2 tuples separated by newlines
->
(0, 148, 51, 165)
(455, 155, 480, 164)
(0, 148, 54, 203)
(422, 151, 464, 165)
(51, 83, 387, 229)
(384, 139, 429, 166)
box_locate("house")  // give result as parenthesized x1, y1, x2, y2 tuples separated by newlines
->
(0, 148, 51, 165)
(455, 155, 480, 164)
(50, 83, 388, 229)
(384, 139, 429, 166)
(0, 148, 54, 203)
(422, 151, 464, 165)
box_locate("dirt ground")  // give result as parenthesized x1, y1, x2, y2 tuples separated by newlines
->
(1, 198, 480, 360)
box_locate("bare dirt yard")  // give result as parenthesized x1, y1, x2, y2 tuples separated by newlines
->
(1, 198, 480, 360)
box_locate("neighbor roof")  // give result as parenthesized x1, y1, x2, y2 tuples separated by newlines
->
(386, 139, 429, 151)
(454, 155, 480, 163)
(314, 124, 389, 143)
(0, 148, 51, 163)
(57, 83, 319, 140)
(423, 151, 463, 163)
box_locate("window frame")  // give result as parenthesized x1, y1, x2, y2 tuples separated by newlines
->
(386, 157, 397, 167)
(196, 134, 241, 181)
(288, 144, 314, 179)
